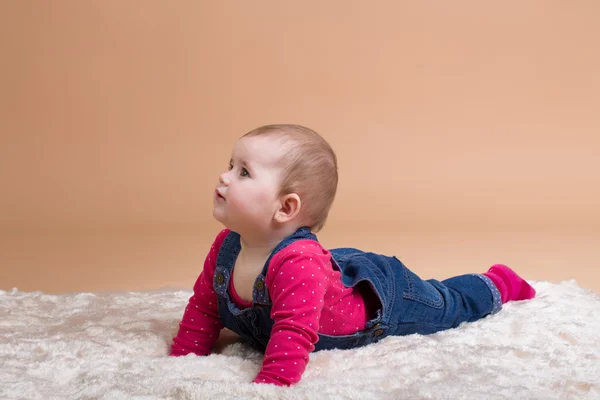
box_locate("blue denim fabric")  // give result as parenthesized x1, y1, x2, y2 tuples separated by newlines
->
(213, 227, 502, 353)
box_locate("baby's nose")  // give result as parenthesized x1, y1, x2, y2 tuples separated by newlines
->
(219, 172, 229, 185)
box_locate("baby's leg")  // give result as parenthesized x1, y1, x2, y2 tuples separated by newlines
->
(382, 260, 535, 337)
(431, 265, 535, 328)
(394, 269, 502, 334)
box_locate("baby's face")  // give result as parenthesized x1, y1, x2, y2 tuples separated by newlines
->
(213, 135, 288, 234)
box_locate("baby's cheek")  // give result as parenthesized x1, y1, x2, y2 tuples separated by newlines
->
(247, 192, 275, 212)
(231, 196, 262, 219)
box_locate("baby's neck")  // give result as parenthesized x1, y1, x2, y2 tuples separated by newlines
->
(238, 225, 302, 257)
(239, 237, 279, 260)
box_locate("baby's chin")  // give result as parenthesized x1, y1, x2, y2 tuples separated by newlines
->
(212, 209, 239, 232)
(212, 207, 226, 225)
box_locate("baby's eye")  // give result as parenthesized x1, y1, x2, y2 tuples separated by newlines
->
(228, 162, 233, 171)
(240, 168, 250, 177)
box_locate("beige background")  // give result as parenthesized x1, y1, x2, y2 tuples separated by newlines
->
(1, 2, 599, 294)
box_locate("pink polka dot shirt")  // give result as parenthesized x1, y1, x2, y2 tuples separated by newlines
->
(170, 229, 371, 386)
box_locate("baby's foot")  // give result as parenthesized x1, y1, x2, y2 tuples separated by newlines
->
(484, 264, 536, 303)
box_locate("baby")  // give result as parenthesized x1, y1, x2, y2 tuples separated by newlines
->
(170, 124, 536, 386)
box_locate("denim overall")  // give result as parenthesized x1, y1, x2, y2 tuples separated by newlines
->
(212, 227, 502, 353)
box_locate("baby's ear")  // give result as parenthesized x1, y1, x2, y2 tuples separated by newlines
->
(274, 193, 302, 223)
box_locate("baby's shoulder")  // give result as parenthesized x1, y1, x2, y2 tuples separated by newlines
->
(211, 228, 231, 248)
(268, 239, 332, 273)
(278, 238, 328, 256)
(216, 228, 231, 240)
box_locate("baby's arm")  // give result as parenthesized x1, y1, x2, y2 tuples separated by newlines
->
(253, 249, 328, 386)
(170, 230, 229, 356)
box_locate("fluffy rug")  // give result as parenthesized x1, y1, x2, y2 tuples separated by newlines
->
(1, 280, 598, 400)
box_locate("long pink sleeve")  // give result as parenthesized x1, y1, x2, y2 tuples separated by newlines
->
(253, 242, 342, 385)
(170, 229, 229, 356)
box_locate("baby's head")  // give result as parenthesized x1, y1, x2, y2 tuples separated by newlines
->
(242, 124, 338, 232)
(214, 124, 338, 235)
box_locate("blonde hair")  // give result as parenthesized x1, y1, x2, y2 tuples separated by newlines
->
(242, 124, 338, 232)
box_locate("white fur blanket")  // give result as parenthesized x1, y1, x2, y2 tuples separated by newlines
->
(1, 280, 598, 400)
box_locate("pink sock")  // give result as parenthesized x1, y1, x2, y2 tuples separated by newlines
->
(484, 264, 536, 304)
